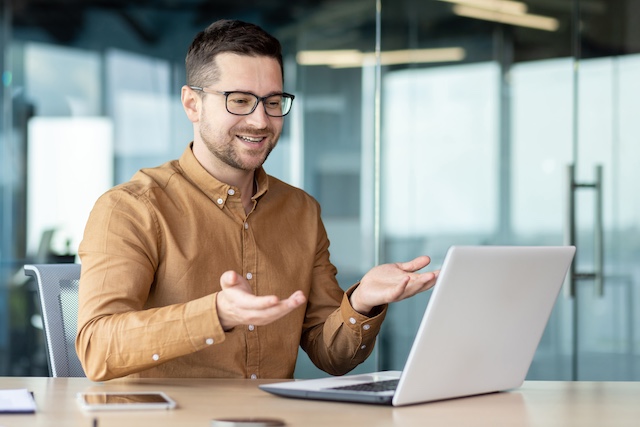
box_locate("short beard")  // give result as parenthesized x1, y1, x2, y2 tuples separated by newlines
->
(198, 101, 280, 171)
(199, 126, 277, 172)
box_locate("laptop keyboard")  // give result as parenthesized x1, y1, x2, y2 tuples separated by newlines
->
(327, 379, 399, 393)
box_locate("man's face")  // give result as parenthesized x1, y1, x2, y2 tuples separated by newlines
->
(195, 52, 284, 172)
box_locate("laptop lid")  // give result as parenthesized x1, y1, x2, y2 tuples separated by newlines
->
(260, 245, 576, 406)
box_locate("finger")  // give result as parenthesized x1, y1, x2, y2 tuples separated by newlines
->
(403, 271, 439, 296)
(237, 294, 280, 310)
(397, 256, 431, 272)
(219, 270, 243, 290)
(252, 291, 305, 312)
(407, 270, 437, 289)
(285, 290, 306, 308)
(236, 290, 305, 311)
(244, 293, 306, 325)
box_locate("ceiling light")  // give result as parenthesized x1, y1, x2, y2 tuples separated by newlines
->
(439, 0, 527, 15)
(378, 48, 466, 66)
(296, 50, 364, 68)
(439, 0, 560, 32)
(297, 48, 466, 68)
(453, 4, 560, 31)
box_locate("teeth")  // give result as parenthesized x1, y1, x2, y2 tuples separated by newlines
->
(240, 136, 262, 142)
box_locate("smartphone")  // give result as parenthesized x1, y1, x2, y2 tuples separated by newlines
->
(77, 391, 177, 411)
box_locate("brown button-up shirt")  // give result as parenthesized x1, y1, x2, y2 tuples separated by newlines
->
(76, 144, 386, 381)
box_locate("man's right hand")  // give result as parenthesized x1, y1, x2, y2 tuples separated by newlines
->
(215, 270, 306, 331)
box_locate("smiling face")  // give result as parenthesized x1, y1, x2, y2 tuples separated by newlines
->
(183, 52, 284, 179)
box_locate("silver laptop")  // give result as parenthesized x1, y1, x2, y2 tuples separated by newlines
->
(260, 245, 576, 406)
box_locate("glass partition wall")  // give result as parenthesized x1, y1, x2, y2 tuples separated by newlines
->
(1, 0, 639, 380)
(377, 0, 640, 381)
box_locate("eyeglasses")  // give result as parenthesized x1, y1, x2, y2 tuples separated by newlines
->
(189, 86, 295, 117)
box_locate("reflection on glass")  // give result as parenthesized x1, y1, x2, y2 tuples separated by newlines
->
(382, 63, 499, 239)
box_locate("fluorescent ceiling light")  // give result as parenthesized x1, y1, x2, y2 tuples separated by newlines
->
(453, 4, 560, 31)
(439, 0, 527, 15)
(439, 0, 560, 32)
(378, 48, 466, 66)
(297, 50, 364, 68)
(297, 47, 466, 68)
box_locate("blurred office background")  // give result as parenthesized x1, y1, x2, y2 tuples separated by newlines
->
(1, 0, 639, 380)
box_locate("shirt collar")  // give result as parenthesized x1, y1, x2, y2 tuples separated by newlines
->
(178, 143, 269, 209)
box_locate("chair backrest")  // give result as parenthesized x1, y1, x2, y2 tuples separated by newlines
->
(24, 264, 85, 377)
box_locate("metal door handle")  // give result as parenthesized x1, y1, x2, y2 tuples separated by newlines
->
(564, 164, 604, 297)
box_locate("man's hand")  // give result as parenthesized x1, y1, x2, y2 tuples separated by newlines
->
(216, 271, 306, 331)
(350, 256, 439, 315)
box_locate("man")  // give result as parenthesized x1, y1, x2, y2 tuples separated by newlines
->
(76, 19, 437, 382)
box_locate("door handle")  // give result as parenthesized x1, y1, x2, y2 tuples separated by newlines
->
(564, 164, 604, 298)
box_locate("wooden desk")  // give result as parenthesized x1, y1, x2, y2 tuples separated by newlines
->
(0, 377, 638, 427)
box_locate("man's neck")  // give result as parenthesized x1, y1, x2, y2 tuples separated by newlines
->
(192, 143, 257, 214)
(233, 170, 257, 214)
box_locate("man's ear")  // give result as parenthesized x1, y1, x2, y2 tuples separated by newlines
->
(181, 85, 200, 123)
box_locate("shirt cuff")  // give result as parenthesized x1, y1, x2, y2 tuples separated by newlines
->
(183, 293, 226, 349)
(340, 282, 387, 333)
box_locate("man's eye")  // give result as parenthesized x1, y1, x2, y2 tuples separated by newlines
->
(229, 97, 251, 105)
(265, 98, 283, 108)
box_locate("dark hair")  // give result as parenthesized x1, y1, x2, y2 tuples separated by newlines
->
(185, 19, 284, 87)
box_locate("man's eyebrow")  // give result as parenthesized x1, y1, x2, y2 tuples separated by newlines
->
(230, 89, 286, 96)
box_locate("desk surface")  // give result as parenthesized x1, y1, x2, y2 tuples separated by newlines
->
(0, 377, 639, 427)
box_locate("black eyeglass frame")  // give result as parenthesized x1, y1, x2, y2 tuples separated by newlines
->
(188, 86, 295, 117)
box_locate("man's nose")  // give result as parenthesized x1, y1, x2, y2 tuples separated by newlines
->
(245, 100, 271, 126)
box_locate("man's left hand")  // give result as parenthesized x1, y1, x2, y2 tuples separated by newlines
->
(349, 256, 438, 315)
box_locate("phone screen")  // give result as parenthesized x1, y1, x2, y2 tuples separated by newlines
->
(83, 393, 170, 404)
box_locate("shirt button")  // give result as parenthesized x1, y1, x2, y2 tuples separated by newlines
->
(206, 338, 214, 345)
(349, 317, 356, 325)
(244, 223, 249, 230)
(250, 374, 257, 380)
(363, 324, 371, 331)
(228, 189, 235, 195)
(248, 324, 255, 331)
(217, 198, 223, 205)
(152, 354, 160, 361)
(246, 272, 253, 280)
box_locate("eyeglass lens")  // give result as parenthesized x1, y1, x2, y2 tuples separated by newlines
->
(226, 92, 292, 117)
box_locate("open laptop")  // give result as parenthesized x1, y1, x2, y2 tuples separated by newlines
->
(260, 245, 576, 406)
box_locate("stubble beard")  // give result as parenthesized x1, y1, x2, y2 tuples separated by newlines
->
(199, 124, 279, 172)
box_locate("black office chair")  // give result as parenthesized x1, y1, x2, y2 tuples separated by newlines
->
(24, 264, 86, 377)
